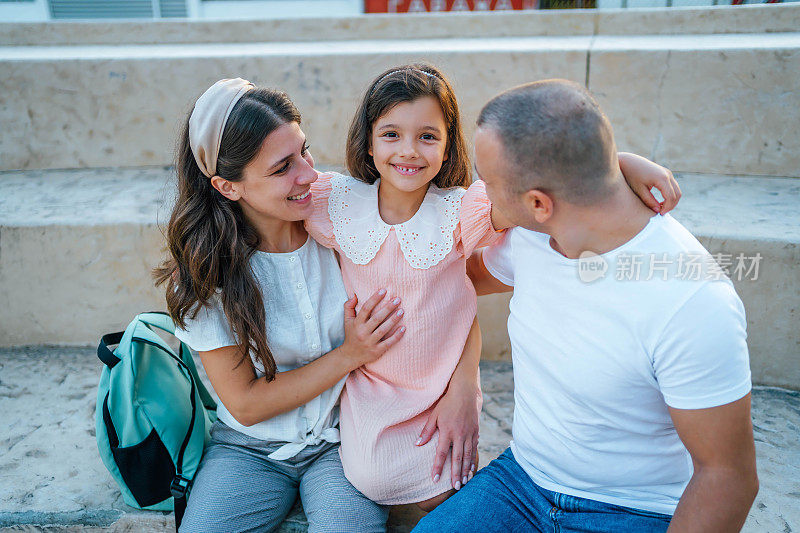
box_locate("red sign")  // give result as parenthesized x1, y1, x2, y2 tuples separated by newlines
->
(365, 0, 539, 13)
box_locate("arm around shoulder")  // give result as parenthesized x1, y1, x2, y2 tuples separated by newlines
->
(618, 152, 682, 214)
(459, 180, 508, 255)
(466, 220, 515, 297)
(305, 171, 338, 249)
(467, 249, 513, 296)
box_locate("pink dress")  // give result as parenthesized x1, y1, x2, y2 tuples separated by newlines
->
(306, 172, 501, 504)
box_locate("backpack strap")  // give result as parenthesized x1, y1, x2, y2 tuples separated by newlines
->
(178, 343, 216, 412)
(138, 312, 216, 412)
(136, 311, 176, 336)
(132, 335, 201, 532)
(169, 353, 196, 533)
(97, 331, 124, 368)
(171, 487, 188, 532)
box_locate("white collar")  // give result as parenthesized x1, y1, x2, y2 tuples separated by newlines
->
(328, 172, 466, 269)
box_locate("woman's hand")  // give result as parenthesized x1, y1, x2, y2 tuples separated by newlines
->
(417, 382, 482, 491)
(619, 152, 682, 214)
(336, 289, 406, 371)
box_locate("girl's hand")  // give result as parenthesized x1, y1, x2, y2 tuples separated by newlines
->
(417, 382, 482, 491)
(337, 289, 405, 371)
(619, 152, 682, 214)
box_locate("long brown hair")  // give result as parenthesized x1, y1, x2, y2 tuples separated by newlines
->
(154, 87, 301, 381)
(346, 63, 470, 189)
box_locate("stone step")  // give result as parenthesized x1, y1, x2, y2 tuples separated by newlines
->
(0, 348, 797, 532)
(1, 24, 798, 177)
(1, 4, 798, 47)
(0, 168, 798, 388)
(0, 349, 510, 532)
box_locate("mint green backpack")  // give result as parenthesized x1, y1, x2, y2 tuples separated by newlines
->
(95, 312, 217, 528)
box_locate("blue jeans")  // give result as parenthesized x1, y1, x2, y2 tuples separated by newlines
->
(413, 448, 671, 533)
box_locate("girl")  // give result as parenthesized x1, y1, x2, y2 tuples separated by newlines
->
(154, 79, 406, 532)
(304, 64, 680, 511)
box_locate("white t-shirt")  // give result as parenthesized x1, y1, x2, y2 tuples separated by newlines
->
(174, 236, 349, 460)
(483, 214, 751, 515)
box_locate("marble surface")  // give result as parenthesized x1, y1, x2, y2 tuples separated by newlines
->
(595, 4, 800, 36)
(1, 4, 797, 47)
(589, 34, 800, 177)
(0, 349, 797, 531)
(670, 174, 800, 390)
(0, 11, 596, 47)
(670, 173, 800, 244)
(0, 36, 588, 172)
(1, 31, 798, 176)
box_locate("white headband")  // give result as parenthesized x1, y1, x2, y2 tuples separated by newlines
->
(188, 78, 255, 178)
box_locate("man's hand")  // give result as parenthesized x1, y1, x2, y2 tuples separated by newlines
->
(667, 394, 758, 532)
(417, 317, 483, 491)
(417, 382, 482, 491)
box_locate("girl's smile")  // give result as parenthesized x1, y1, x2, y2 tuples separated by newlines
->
(369, 96, 448, 197)
(391, 164, 425, 176)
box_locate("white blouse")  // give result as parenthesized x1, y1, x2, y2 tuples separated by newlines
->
(174, 236, 349, 460)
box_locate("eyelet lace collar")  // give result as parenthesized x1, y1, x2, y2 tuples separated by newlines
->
(328, 173, 465, 270)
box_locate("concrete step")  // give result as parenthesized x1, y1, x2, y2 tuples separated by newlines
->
(0, 348, 798, 532)
(1, 13, 798, 177)
(0, 349, 511, 532)
(0, 168, 798, 388)
(1, 4, 798, 46)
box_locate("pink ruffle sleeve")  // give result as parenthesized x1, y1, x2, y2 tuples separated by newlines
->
(305, 172, 338, 250)
(458, 179, 504, 257)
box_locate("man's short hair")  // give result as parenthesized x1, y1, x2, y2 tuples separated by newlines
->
(477, 79, 619, 205)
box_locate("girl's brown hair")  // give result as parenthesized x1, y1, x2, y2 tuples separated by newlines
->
(346, 63, 470, 189)
(154, 87, 301, 382)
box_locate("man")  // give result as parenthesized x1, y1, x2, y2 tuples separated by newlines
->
(414, 80, 757, 532)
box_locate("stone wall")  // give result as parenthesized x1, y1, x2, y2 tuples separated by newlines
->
(1, 6, 798, 387)
(1, 4, 799, 176)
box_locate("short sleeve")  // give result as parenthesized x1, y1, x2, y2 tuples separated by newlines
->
(173, 296, 238, 352)
(459, 180, 504, 257)
(482, 229, 515, 287)
(653, 280, 752, 410)
(305, 172, 338, 250)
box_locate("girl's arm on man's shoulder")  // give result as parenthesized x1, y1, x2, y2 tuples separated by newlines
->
(304, 171, 338, 249)
(490, 204, 515, 231)
(618, 152, 682, 214)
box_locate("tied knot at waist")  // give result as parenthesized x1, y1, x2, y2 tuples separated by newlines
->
(266, 427, 340, 460)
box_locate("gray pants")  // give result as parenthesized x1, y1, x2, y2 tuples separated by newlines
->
(180, 422, 388, 533)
